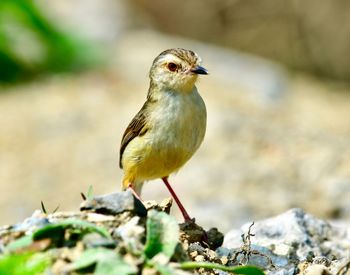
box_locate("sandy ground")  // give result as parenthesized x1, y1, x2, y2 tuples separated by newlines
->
(1, 31, 350, 232)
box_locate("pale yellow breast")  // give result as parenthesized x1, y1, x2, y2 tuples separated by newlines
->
(122, 87, 206, 182)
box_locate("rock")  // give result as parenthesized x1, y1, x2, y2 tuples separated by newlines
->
(206, 227, 224, 250)
(113, 216, 145, 253)
(179, 221, 224, 251)
(11, 210, 49, 233)
(188, 243, 206, 255)
(312, 256, 332, 267)
(179, 221, 207, 244)
(302, 264, 331, 275)
(144, 197, 173, 214)
(85, 213, 115, 223)
(80, 190, 147, 217)
(194, 255, 205, 262)
(223, 208, 350, 274)
(143, 200, 158, 210)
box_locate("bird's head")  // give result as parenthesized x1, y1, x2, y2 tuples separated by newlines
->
(149, 48, 208, 93)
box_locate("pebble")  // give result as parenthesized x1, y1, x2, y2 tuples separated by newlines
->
(80, 190, 147, 217)
(86, 213, 115, 223)
(220, 256, 228, 265)
(11, 210, 49, 233)
(303, 264, 331, 275)
(206, 227, 224, 250)
(195, 255, 205, 262)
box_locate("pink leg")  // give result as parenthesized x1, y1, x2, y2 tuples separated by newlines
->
(128, 184, 143, 202)
(162, 177, 192, 221)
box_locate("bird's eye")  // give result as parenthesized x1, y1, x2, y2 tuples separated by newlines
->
(167, 62, 178, 72)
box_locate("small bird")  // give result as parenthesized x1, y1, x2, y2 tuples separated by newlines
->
(119, 48, 208, 221)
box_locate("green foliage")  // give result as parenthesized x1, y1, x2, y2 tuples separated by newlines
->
(6, 218, 112, 254)
(180, 262, 265, 274)
(33, 219, 112, 241)
(70, 248, 137, 275)
(152, 263, 183, 275)
(144, 210, 179, 260)
(87, 185, 94, 200)
(0, 253, 50, 275)
(0, 0, 101, 83)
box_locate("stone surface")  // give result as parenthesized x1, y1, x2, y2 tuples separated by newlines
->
(113, 216, 145, 253)
(10, 210, 49, 234)
(302, 264, 331, 275)
(80, 190, 147, 217)
(206, 227, 224, 251)
(222, 208, 350, 274)
(144, 197, 173, 214)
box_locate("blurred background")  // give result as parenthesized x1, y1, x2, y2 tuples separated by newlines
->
(1, 0, 350, 232)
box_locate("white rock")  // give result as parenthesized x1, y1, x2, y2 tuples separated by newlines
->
(303, 264, 331, 275)
(223, 208, 350, 274)
(86, 212, 114, 222)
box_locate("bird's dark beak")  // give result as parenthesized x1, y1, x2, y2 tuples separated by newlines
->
(191, 65, 208, 75)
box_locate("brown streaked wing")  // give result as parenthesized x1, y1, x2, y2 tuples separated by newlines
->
(119, 102, 149, 168)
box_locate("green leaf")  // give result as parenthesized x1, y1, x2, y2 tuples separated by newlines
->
(153, 263, 186, 275)
(69, 247, 111, 270)
(180, 261, 265, 274)
(0, 252, 51, 275)
(232, 266, 265, 275)
(87, 185, 94, 200)
(33, 223, 65, 243)
(70, 248, 137, 275)
(6, 219, 111, 253)
(33, 218, 111, 241)
(6, 235, 33, 252)
(95, 257, 137, 275)
(144, 210, 179, 260)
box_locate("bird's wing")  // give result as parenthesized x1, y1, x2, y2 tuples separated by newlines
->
(119, 102, 149, 168)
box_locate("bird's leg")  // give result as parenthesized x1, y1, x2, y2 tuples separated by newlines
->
(162, 177, 191, 221)
(128, 184, 143, 202)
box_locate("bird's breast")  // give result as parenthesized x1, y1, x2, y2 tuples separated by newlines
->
(121, 88, 206, 181)
(148, 89, 206, 155)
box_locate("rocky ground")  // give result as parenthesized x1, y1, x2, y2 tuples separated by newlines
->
(1, 193, 350, 274)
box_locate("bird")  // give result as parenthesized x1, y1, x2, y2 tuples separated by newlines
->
(119, 48, 208, 221)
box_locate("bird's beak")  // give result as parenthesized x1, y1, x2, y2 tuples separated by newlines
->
(191, 65, 208, 75)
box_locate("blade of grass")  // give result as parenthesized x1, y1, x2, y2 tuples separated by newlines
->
(33, 219, 112, 241)
(87, 185, 94, 200)
(180, 261, 265, 275)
